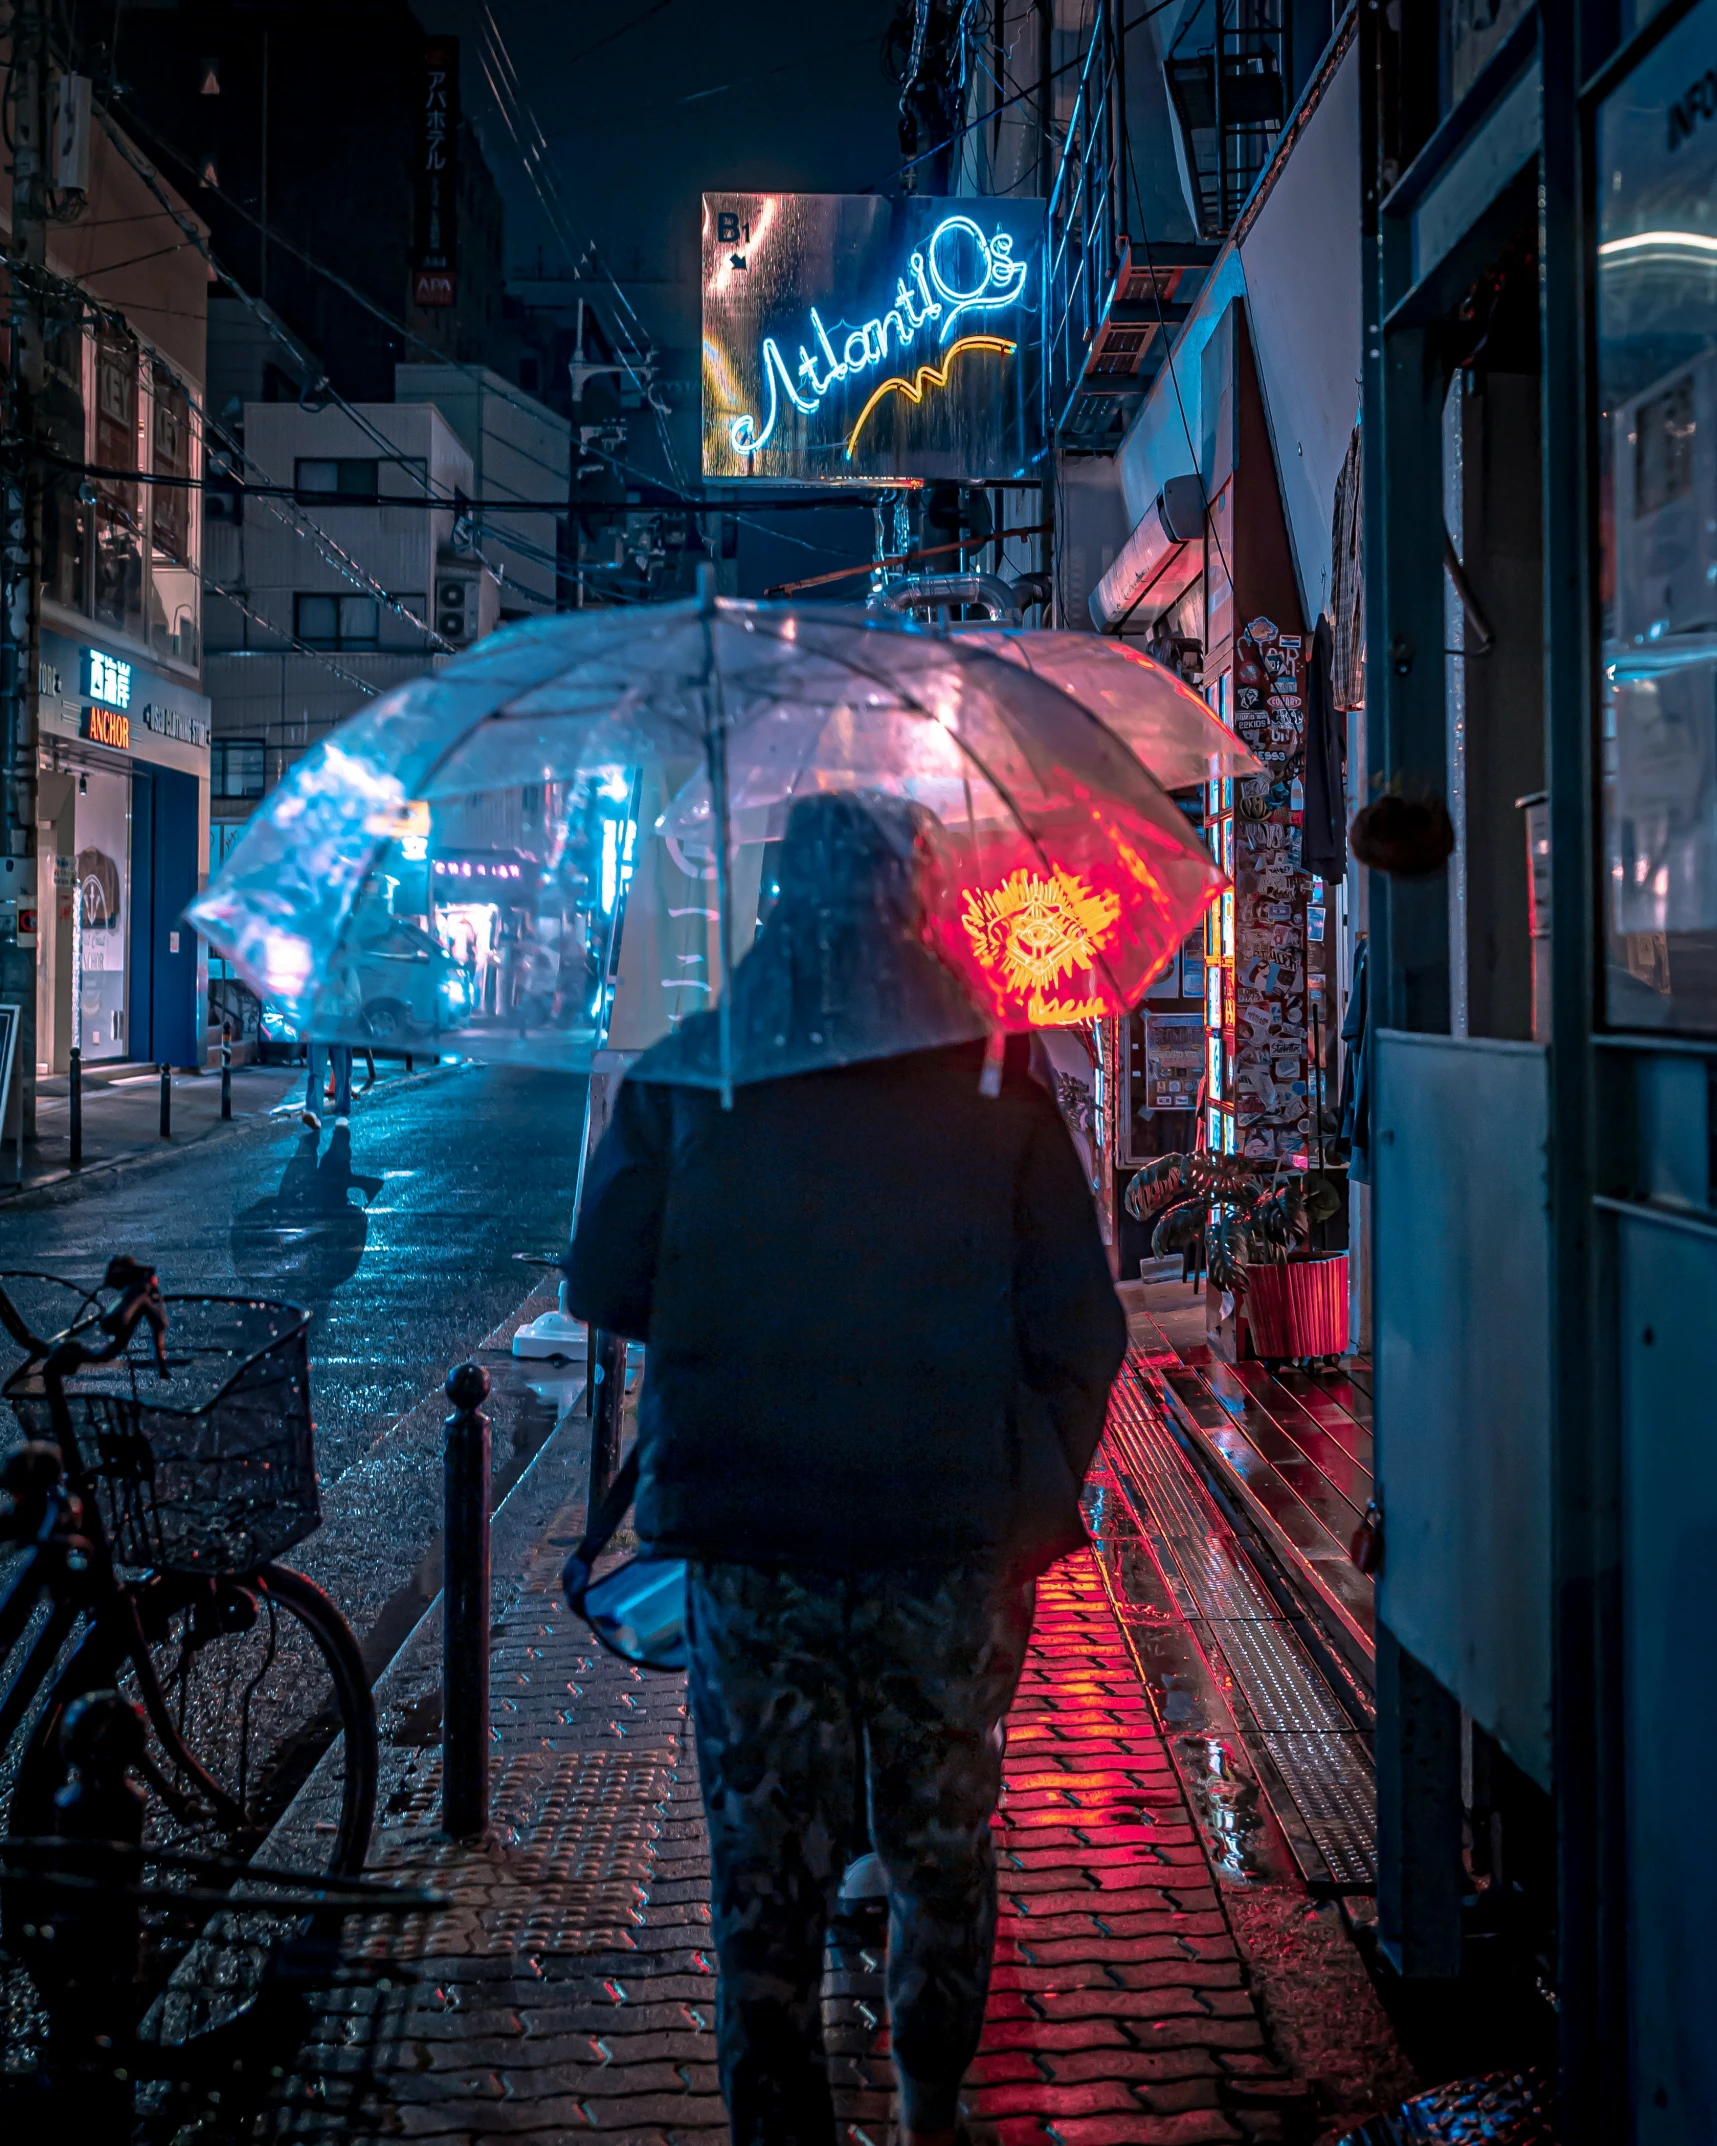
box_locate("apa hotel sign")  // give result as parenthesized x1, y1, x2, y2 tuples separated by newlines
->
(702, 193, 1043, 484)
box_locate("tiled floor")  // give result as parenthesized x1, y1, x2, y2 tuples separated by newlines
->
(262, 1518, 1305, 2142)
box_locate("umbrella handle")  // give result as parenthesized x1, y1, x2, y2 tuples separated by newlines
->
(699, 564, 736, 1110)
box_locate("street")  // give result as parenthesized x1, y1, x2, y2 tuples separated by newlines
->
(0, 1064, 588, 1648)
(0, 0, 1704, 2136)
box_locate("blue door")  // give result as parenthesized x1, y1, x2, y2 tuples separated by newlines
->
(128, 766, 200, 1067)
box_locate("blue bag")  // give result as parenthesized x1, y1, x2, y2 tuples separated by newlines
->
(560, 1445, 687, 1673)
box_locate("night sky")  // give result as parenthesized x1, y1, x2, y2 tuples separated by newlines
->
(440, 0, 909, 594)
(445, 1, 906, 361)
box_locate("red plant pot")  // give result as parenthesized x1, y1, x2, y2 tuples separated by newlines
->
(1243, 1255, 1350, 1360)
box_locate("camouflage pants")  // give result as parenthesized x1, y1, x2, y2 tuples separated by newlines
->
(685, 1559, 1036, 2146)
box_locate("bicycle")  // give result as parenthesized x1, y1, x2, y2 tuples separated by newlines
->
(0, 1258, 386, 2103)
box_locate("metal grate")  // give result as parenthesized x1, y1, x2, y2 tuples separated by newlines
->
(1104, 1362, 1377, 1891)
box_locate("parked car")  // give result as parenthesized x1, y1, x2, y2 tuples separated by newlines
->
(352, 918, 474, 1042)
(250, 919, 473, 1058)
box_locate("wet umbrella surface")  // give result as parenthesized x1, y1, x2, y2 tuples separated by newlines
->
(190, 580, 1226, 1097)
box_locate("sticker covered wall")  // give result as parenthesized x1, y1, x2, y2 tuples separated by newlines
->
(702, 193, 1043, 484)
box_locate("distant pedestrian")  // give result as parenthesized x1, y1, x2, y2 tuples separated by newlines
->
(565, 795, 1126, 2146)
(302, 1040, 353, 1132)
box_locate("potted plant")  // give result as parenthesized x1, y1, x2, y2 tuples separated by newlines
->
(1123, 1154, 1347, 1364)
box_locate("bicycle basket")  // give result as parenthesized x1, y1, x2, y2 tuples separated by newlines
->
(3, 1296, 318, 1575)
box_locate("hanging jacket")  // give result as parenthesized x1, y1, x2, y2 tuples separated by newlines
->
(1302, 614, 1348, 882)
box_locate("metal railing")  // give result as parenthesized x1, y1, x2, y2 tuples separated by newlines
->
(1164, 1, 1287, 239)
(1043, 0, 1129, 446)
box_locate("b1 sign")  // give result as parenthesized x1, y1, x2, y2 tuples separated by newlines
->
(702, 193, 1043, 484)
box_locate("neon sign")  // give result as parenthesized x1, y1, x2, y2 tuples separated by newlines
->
(87, 649, 132, 709)
(956, 867, 1124, 1029)
(729, 214, 1030, 458)
(844, 337, 1017, 460)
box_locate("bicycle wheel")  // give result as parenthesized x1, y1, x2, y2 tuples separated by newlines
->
(14, 1563, 375, 1876)
(8, 1563, 377, 2046)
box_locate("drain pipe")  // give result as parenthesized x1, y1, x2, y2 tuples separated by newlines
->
(867, 572, 1028, 626)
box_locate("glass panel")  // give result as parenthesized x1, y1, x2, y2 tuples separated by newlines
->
(295, 594, 339, 646)
(92, 329, 143, 644)
(76, 764, 131, 1061)
(1598, 0, 1717, 1033)
(337, 596, 379, 645)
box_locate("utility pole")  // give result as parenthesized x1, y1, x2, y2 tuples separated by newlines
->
(566, 298, 627, 614)
(1, 0, 48, 1138)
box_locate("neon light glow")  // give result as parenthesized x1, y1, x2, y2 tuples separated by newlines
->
(1598, 229, 1717, 258)
(729, 214, 1029, 456)
(959, 867, 1121, 1000)
(843, 337, 1017, 460)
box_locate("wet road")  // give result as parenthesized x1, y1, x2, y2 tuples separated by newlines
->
(0, 1062, 588, 1490)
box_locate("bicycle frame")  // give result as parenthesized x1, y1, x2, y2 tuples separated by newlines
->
(0, 1271, 249, 1833)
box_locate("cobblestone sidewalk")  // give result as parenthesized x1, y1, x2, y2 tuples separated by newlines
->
(263, 1506, 1308, 2143)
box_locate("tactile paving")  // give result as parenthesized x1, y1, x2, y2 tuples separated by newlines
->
(360, 1745, 674, 1956)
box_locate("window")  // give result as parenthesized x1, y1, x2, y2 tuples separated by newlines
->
(1597, 0, 1717, 1032)
(294, 593, 379, 648)
(295, 458, 380, 504)
(211, 739, 265, 799)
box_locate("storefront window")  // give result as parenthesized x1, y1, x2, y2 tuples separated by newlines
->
(1597, 0, 1717, 1033)
(76, 764, 131, 1060)
(93, 329, 144, 645)
(147, 364, 199, 670)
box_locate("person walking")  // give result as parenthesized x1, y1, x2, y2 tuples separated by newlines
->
(302, 1039, 353, 1133)
(564, 795, 1127, 2146)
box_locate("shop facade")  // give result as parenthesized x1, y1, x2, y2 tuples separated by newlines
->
(1063, 25, 1363, 1307)
(1358, 2, 1717, 2139)
(35, 625, 210, 1072)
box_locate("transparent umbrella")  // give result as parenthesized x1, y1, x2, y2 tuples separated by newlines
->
(188, 578, 1225, 1099)
(947, 628, 1264, 792)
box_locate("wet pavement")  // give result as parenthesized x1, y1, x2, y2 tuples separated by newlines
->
(249, 1404, 1413, 2146)
(0, 1060, 590, 1649)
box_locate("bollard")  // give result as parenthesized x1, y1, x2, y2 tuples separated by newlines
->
(35, 1692, 146, 2128)
(158, 1063, 171, 1138)
(589, 1329, 627, 1509)
(442, 1361, 492, 1841)
(68, 1045, 82, 1169)
(220, 1023, 232, 1120)
(405, 1051, 414, 1073)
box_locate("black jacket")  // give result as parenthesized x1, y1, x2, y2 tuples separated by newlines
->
(564, 1040, 1127, 1577)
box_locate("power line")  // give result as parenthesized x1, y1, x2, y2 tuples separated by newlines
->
(873, 0, 1180, 193)
(90, 102, 588, 611)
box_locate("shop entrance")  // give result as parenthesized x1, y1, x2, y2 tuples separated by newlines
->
(75, 761, 133, 1064)
(129, 764, 200, 1068)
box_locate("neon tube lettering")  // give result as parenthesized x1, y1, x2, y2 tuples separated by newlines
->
(842, 336, 1017, 460)
(728, 215, 1029, 458)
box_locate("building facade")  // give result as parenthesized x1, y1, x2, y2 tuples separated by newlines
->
(394, 362, 571, 620)
(13, 96, 214, 1078)
(202, 398, 491, 814)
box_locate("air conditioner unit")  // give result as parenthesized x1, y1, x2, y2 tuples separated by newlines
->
(436, 576, 476, 644)
(1089, 476, 1206, 631)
